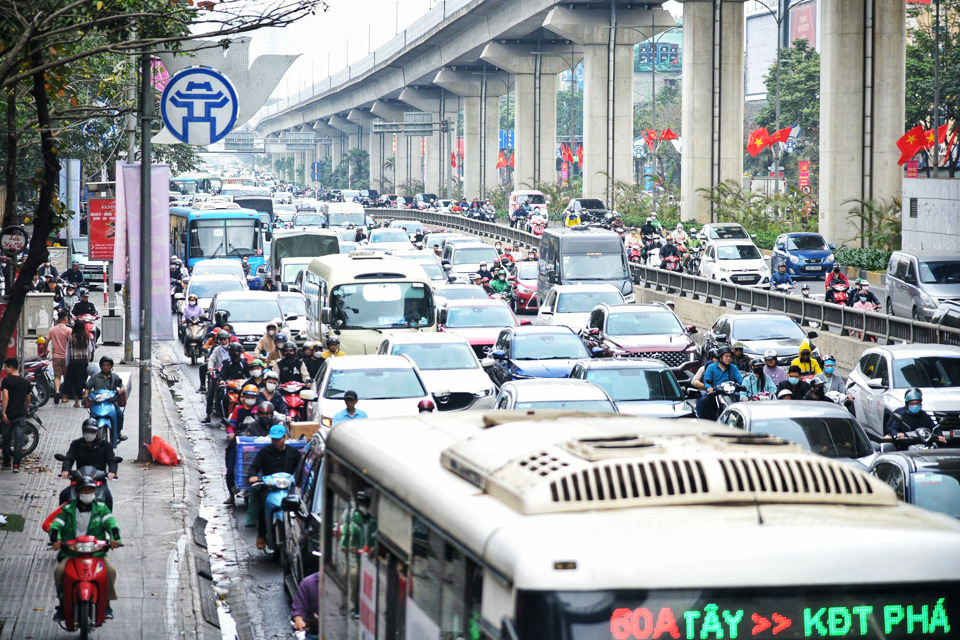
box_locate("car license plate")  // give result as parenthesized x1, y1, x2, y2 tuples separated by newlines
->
(803, 266, 820, 272)
(734, 276, 753, 283)
(952, 430, 960, 438)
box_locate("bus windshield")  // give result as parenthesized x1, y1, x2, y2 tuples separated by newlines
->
(561, 252, 629, 280)
(329, 282, 434, 330)
(188, 219, 261, 259)
(327, 212, 366, 227)
(171, 179, 198, 195)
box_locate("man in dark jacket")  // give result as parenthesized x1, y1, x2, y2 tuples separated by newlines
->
(776, 365, 811, 400)
(62, 262, 85, 287)
(885, 387, 946, 444)
(248, 424, 299, 549)
(71, 289, 98, 317)
(59, 419, 118, 508)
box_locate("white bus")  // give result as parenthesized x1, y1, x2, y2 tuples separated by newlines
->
(318, 412, 960, 640)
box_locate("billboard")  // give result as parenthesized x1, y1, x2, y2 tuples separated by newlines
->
(88, 198, 116, 261)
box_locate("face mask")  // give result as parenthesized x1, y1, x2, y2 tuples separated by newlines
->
(83, 432, 97, 443)
(79, 493, 95, 505)
(188, 301, 198, 306)
(788, 377, 800, 385)
(250, 369, 262, 378)
(244, 398, 256, 407)
(268, 330, 276, 336)
(859, 296, 867, 301)
(824, 367, 835, 375)
(266, 382, 277, 392)
(908, 404, 922, 414)
(259, 416, 275, 426)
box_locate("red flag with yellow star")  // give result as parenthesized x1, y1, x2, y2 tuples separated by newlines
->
(747, 127, 771, 157)
(922, 124, 949, 150)
(897, 125, 926, 165)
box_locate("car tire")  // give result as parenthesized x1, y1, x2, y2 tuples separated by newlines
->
(911, 306, 921, 321)
(886, 299, 894, 316)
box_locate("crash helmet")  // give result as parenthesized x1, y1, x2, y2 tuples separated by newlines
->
(274, 333, 288, 345)
(79, 288, 90, 297)
(188, 294, 198, 303)
(257, 401, 276, 418)
(215, 309, 230, 324)
(282, 342, 297, 355)
(264, 370, 280, 381)
(904, 387, 923, 404)
(811, 375, 826, 388)
(763, 348, 778, 360)
(81, 418, 99, 433)
(99, 355, 114, 368)
(228, 342, 244, 354)
(751, 357, 765, 369)
(717, 346, 733, 357)
(250, 359, 265, 370)
(325, 335, 340, 347)
(78, 475, 99, 491)
(242, 384, 259, 398)
(418, 399, 436, 413)
(706, 348, 720, 361)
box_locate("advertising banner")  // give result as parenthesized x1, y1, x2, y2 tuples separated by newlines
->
(798, 161, 810, 189)
(359, 555, 377, 640)
(906, 161, 919, 178)
(88, 198, 116, 261)
(789, 2, 817, 49)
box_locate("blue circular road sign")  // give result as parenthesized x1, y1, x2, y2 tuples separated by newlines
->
(160, 66, 239, 146)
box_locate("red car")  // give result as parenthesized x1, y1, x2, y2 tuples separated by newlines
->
(511, 261, 540, 314)
(438, 298, 527, 358)
(578, 303, 701, 380)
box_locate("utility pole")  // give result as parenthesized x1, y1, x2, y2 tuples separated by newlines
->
(137, 51, 153, 463)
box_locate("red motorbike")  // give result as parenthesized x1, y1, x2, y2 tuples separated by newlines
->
(628, 245, 643, 265)
(826, 283, 849, 306)
(55, 536, 116, 637)
(280, 380, 309, 421)
(76, 314, 100, 347)
(661, 255, 683, 273)
(24, 357, 54, 407)
(220, 379, 246, 426)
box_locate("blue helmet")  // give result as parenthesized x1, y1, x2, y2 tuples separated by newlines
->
(904, 387, 922, 404)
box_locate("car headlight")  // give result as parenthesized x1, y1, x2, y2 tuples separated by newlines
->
(789, 255, 800, 264)
(475, 388, 493, 397)
(921, 293, 937, 309)
(826, 253, 834, 263)
(623, 293, 636, 303)
(719, 267, 729, 273)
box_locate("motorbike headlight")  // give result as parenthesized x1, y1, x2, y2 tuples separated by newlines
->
(74, 541, 99, 554)
(271, 477, 292, 489)
(789, 255, 800, 264)
(921, 293, 937, 309)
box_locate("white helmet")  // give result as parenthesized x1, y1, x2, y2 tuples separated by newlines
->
(676, 223, 683, 230)
(763, 349, 778, 360)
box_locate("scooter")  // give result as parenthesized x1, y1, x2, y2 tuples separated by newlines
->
(279, 381, 309, 422)
(220, 379, 247, 427)
(686, 246, 702, 275)
(76, 314, 100, 348)
(771, 282, 795, 294)
(23, 357, 54, 407)
(21, 401, 43, 457)
(627, 245, 643, 265)
(49, 460, 118, 512)
(252, 472, 295, 559)
(661, 255, 683, 273)
(182, 317, 206, 365)
(87, 390, 121, 447)
(826, 282, 849, 306)
(53, 536, 118, 637)
(529, 215, 547, 236)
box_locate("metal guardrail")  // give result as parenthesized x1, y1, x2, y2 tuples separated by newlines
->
(364, 207, 960, 348)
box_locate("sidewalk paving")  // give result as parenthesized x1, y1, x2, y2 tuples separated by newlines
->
(0, 342, 218, 640)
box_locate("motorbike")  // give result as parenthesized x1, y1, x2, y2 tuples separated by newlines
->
(21, 401, 43, 457)
(76, 314, 100, 348)
(50, 459, 119, 512)
(887, 421, 950, 451)
(686, 246, 702, 275)
(52, 536, 118, 638)
(628, 245, 643, 265)
(252, 472, 295, 559)
(88, 389, 121, 448)
(23, 357, 54, 407)
(661, 255, 683, 273)
(826, 282, 849, 306)
(279, 380, 309, 422)
(703, 381, 745, 420)
(771, 282, 795, 294)
(182, 316, 207, 365)
(748, 391, 776, 402)
(529, 215, 547, 236)
(220, 379, 247, 426)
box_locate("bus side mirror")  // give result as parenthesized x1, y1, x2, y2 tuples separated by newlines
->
(437, 308, 447, 325)
(181, 231, 187, 245)
(321, 307, 331, 325)
(264, 230, 273, 241)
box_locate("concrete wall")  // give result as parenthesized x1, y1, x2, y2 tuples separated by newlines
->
(902, 178, 960, 252)
(634, 287, 872, 374)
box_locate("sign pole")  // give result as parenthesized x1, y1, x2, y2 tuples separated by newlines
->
(137, 51, 153, 462)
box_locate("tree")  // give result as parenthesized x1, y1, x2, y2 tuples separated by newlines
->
(0, 0, 325, 355)
(633, 82, 681, 186)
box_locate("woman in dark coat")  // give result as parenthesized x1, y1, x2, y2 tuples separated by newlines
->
(62, 320, 93, 407)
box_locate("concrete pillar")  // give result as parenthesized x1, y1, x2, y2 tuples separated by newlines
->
(398, 87, 450, 196)
(434, 68, 510, 198)
(544, 5, 672, 206)
(676, 0, 745, 224)
(329, 114, 361, 153)
(348, 109, 381, 191)
(481, 43, 578, 190)
(371, 100, 413, 193)
(820, 0, 905, 246)
(312, 121, 340, 179)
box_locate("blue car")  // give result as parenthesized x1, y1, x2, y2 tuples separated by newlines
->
(484, 325, 591, 388)
(770, 232, 836, 279)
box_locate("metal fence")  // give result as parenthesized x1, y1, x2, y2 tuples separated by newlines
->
(364, 207, 960, 348)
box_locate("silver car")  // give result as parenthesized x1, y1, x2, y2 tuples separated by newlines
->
(493, 379, 619, 413)
(846, 344, 960, 441)
(569, 359, 695, 418)
(718, 401, 877, 469)
(885, 251, 960, 321)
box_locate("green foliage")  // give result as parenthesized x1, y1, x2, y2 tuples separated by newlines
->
(632, 83, 681, 185)
(697, 181, 818, 249)
(500, 93, 514, 131)
(833, 247, 892, 273)
(556, 87, 583, 140)
(326, 148, 369, 190)
(843, 197, 902, 251)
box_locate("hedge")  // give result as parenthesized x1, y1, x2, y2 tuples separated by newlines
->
(834, 247, 892, 272)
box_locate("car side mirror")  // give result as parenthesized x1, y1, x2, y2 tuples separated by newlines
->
(320, 307, 331, 325)
(591, 347, 605, 357)
(264, 230, 273, 241)
(281, 495, 300, 513)
(686, 388, 702, 399)
(481, 357, 495, 368)
(879, 442, 896, 453)
(299, 390, 317, 401)
(491, 350, 506, 360)
(867, 377, 886, 390)
(750, 234, 758, 240)
(441, 259, 451, 267)
(180, 231, 188, 245)
(173, 293, 184, 300)
(829, 244, 836, 250)
(437, 308, 447, 325)
(286, 314, 299, 321)
(715, 334, 728, 343)
(547, 270, 559, 284)
(686, 325, 698, 334)
(807, 330, 819, 339)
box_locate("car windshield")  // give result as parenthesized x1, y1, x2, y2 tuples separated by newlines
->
(435, 286, 488, 301)
(557, 290, 624, 313)
(709, 225, 750, 239)
(370, 230, 409, 243)
(327, 212, 365, 226)
(406, 261, 443, 281)
(892, 356, 960, 388)
(293, 214, 325, 227)
(329, 282, 434, 330)
(717, 244, 762, 260)
(188, 219, 261, 258)
(188, 279, 243, 298)
(281, 261, 312, 284)
(517, 194, 546, 205)
(193, 263, 243, 277)
(72, 238, 89, 254)
(787, 235, 827, 251)
(214, 298, 282, 323)
(912, 470, 960, 519)
(918, 260, 960, 284)
(324, 369, 426, 400)
(750, 417, 874, 459)
(561, 253, 629, 280)
(513, 333, 588, 360)
(514, 399, 616, 412)
(516, 263, 538, 279)
(445, 305, 516, 329)
(394, 222, 423, 234)
(454, 247, 500, 265)
(586, 368, 683, 401)
(278, 295, 307, 317)
(577, 199, 606, 209)
(392, 342, 478, 370)
(420, 194, 438, 202)
(732, 316, 805, 341)
(606, 310, 684, 336)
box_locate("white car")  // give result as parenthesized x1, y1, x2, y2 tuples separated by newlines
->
(276, 292, 309, 345)
(433, 284, 490, 303)
(364, 228, 413, 253)
(376, 333, 495, 411)
(697, 222, 755, 242)
(182, 273, 246, 314)
(388, 251, 449, 284)
(536, 284, 625, 330)
(699, 239, 770, 287)
(311, 355, 433, 430)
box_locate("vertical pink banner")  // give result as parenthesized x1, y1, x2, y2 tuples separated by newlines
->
(113, 161, 128, 284)
(122, 164, 173, 342)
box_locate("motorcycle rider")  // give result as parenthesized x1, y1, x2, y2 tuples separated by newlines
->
(696, 346, 743, 420)
(266, 332, 289, 369)
(255, 321, 280, 359)
(62, 261, 85, 288)
(640, 217, 657, 238)
(731, 342, 752, 372)
(499, 246, 515, 264)
(800, 283, 812, 299)
(38, 259, 60, 280)
(762, 348, 788, 385)
(240, 256, 251, 277)
(824, 264, 849, 303)
(490, 271, 513, 296)
(650, 212, 662, 232)
(60, 284, 80, 314)
(803, 375, 833, 402)
(658, 237, 682, 269)
(564, 208, 581, 227)
(83, 356, 126, 442)
(770, 263, 795, 290)
(182, 294, 202, 322)
(260, 275, 279, 292)
(248, 423, 299, 550)
(59, 418, 118, 509)
(740, 358, 777, 400)
(690, 349, 719, 392)
(777, 365, 811, 400)
(257, 370, 289, 416)
(482, 199, 496, 221)
(885, 388, 946, 443)
(247, 401, 285, 437)
(320, 335, 345, 359)
(169, 256, 188, 280)
(670, 223, 688, 245)
(476, 261, 494, 282)
(790, 341, 822, 375)
(200, 329, 231, 398)
(50, 476, 121, 621)
(223, 385, 261, 504)
(243, 359, 267, 390)
(849, 279, 880, 309)
(71, 288, 98, 318)
(277, 342, 310, 384)
(217, 343, 250, 420)
(303, 342, 324, 380)
(626, 228, 643, 251)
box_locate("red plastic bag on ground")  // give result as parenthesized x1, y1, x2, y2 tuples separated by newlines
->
(146, 436, 182, 466)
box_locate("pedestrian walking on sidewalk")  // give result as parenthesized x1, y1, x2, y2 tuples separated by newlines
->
(47, 310, 72, 404)
(1, 358, 32, 472)
(62, 321, 93, 407)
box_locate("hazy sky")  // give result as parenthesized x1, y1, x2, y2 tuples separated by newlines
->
(253, 0, 683, 100)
